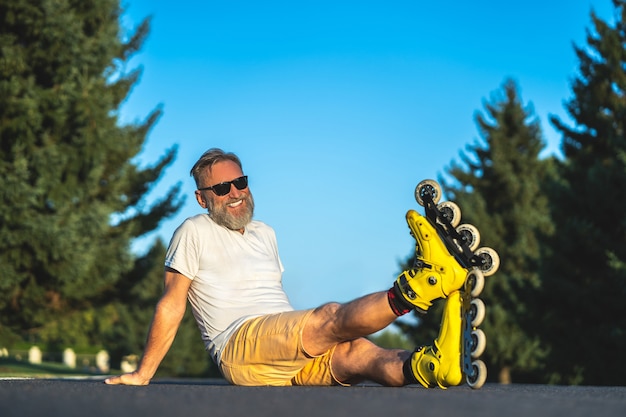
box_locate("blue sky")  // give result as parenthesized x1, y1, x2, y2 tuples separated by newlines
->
(120, 0, 615, 310)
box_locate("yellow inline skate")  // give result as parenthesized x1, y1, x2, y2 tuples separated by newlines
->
(392, 179, 499, 313)
(406, 284, 488, 389)
(390, 179, 497, 389)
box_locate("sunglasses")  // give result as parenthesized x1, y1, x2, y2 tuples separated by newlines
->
(198, 175, 248, 196)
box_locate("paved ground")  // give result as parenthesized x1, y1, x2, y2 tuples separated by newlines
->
(1, 378, 625, 417)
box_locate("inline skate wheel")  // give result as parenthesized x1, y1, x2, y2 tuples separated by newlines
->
(469, 329, 486, 359)
(466, 360, 487, 389)
(474, 247, 500, 277)
(465, 269, 484, 297)
(469, 298, 486, 327)
(456, 224, 480, 251)
(415, 179, 441, 206)
(437, 201, 461, 227)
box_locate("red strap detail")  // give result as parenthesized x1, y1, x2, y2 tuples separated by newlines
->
(387, 287, 412, 316)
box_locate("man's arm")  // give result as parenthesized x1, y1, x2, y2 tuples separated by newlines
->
(104, 268, 192, 385)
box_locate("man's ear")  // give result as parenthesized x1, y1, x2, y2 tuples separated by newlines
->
(195, 190, 208, 209)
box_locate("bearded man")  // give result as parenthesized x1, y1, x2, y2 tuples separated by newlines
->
(104, 148, 470, 388)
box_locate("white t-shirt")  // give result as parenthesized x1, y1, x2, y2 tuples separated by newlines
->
(164, 214, 294, 364)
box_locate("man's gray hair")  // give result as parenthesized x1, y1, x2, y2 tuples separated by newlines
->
(190, 148, 243, 187)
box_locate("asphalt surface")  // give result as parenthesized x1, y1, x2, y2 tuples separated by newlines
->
(1, 378, 625, 417)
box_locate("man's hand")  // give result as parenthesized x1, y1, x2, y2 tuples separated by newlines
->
(104, 372, 150, 386)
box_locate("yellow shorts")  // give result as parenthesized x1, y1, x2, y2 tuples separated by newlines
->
(219, 309, 342, 386)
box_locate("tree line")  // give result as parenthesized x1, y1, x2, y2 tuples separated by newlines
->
(0, 0, 216, 378)
(399, 0, 626, 386)
(1, 0, 625, 384)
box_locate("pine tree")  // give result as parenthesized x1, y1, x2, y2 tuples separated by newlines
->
(540, 0, 626, 385)
(0, 0, 183, 343)
(400, 80, 553, 383)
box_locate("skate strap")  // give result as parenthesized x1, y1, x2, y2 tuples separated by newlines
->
(402, 354, 420, 385)
(387, 283, 415, 316)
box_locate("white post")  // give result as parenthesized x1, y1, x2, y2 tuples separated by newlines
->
(120, 354, 138, 373)
(28, 346, 42, 364)
(96, 350, 110, 373)
(63, 348, 76, 369)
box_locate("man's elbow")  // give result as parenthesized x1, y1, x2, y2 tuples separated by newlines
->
(155, 297, 187, 321)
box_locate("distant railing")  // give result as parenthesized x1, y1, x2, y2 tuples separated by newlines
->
(0, 346, 139, 374)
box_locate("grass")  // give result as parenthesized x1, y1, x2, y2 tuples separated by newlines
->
(0, 358, 112, 378)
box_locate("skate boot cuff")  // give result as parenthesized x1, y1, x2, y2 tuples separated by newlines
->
(387, 282, 415, 316)
(402, 354, 419, 385)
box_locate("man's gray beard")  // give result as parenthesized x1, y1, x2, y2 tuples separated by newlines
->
(207, 192, 255, 230)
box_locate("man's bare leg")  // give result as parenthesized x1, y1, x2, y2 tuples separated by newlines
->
(301, 291, 410, 386)
(332, 338, 411, 386)
(302, 291, 398, 357)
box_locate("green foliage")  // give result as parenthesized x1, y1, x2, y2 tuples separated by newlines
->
(0, 0, 193, 374)
(159, 309, 220, 378)
(448, 80, 555, 383)
(539, 0, 626, 385)
(0, 357, 102, 377)
(368, 327, 414, 351)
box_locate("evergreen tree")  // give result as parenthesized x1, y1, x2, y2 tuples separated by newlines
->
(399, 80, 553, 383)
(0, 0, 183, 346)
(33, 240, 217, 377)
(540, 0, 626, 385)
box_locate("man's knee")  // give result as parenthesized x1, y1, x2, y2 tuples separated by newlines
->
(310, 302, 342, 331)
(331, 338, 376, 384)
(303, 302, 343, 344)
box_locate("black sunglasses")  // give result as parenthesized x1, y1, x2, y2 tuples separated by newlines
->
(198, 175, 248, 196)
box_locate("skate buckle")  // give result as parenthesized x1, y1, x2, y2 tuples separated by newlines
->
(398, 275, 417, 300)
(413, 259, 431, 270)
